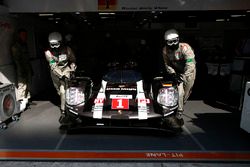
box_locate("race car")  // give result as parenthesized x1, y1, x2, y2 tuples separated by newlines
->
(64, 61, 180, 133)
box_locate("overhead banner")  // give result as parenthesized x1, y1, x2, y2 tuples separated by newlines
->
(5, 0, 250, 12)
(118, 0, 169, 11)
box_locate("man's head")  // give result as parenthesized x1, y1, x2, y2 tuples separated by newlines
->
(164, 29, 179, 50)
(48, 32, 62, 49)
(18, 28, 28, 43)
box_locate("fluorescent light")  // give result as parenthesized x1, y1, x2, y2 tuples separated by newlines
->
(39, 13, 54, 16)
(99, 12, 115, 15)
(100, 17, 109, 19)
(230, 14, 246, 17)
(216, 19, 225, 22)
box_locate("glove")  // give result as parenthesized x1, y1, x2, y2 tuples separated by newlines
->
(176, 74, 184, 84)
(172, 73, 184, 85)
(61, 75, 70, 81)
(70, 63, 77, 71)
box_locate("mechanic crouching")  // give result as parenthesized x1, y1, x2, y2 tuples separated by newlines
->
(162, 29, 196, 129)
(44, 32, 76, 125)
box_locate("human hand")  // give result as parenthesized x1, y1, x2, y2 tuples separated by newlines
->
(70, 63, 77, 71)
(61, 75, 70, 81)
(172, 74, 183, 85)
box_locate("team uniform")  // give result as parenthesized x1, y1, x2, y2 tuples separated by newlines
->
(11, 30, 33, 111)
(162, 29, 196, 128)
(163, 43, 196, 112)
(45, 46, 76, 111)
(45, 32, 76, 124)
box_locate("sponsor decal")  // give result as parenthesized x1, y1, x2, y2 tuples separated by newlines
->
(98, 0, 117, 10)
(110, 94, 133, 99)
(0, 21, 12, 31)
(138, 98, 150, 104)
(106, 87, 136, 91)
(94, 98, 105, 104)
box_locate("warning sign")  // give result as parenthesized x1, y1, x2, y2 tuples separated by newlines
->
(98, 0, 117, 11)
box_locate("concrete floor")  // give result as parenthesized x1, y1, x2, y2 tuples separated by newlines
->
(0, 99, 250, 166)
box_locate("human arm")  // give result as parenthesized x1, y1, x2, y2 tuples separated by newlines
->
(162, 46, 176, 74)
(66, 46, 77, 71)
(44, 50, 65, 78)
(181, 43, 196, 77)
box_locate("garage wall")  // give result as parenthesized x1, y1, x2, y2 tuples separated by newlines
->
(0, 8, 52, 97)
(0, 7, 16, 84)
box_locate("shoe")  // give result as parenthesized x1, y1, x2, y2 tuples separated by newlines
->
(175, 110, 184, 127)
(59, 114, 71, 125)
(164, 116, 183, 130)
(175, 117, 184, 127)
(19, 100, 27, 112)
(59, 110, 72, 125)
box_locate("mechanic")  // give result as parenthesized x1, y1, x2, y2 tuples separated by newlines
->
(44, 32, 76, 125)
(11, 28, 33, 111)
(162, 29, 196, 129)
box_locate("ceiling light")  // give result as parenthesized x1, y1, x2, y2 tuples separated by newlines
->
(230, 14, 246, 17)
(100, 17, 109, 19)
(99, 12, 115, 15)
(39, 13, 54, 16)
(216, 19, 225, 22)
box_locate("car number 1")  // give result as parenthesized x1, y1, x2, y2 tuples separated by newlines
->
(112, 98, 129, 109)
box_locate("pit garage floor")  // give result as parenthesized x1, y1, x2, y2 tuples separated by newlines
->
(1, 98, 250, 166)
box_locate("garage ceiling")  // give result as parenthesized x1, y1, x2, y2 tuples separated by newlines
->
(27, 10, 250, 27)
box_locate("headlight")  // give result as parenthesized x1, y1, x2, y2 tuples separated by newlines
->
(157, 87, 178, 107)
(66, 87, 85, 106)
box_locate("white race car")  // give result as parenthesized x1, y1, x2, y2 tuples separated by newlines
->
(64, 62, 180, 133)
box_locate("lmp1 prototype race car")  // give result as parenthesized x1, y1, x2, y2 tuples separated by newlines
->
(64, 61, 180, 133)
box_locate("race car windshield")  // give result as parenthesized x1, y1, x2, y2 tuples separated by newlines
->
(103, 70, 142, 83)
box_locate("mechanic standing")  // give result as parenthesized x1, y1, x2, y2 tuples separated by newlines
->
(162, 29, 196, 128)
(11, 28, 33, 111)
(44, 32, 76, 124)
